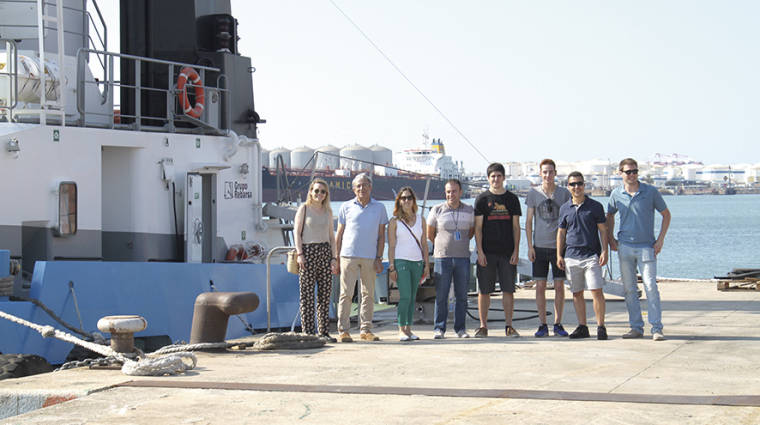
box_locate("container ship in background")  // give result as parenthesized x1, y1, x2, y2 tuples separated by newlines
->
(261, 133, 466, 202)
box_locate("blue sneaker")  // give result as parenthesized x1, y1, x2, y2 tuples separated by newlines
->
(553, 323, 569, 337)
(534, 324, 549, 337)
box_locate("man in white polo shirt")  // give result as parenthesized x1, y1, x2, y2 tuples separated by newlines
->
(335, 173, 389, 343)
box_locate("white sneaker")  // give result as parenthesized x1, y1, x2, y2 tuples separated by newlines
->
(409, 333, 420, 340)
(456, 330, 470, 338)
(433, 329, 444, 339)
(399, 334, 411, 341)
(652, 332, 666, 341)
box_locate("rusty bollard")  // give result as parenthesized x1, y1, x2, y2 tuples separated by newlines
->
(97, 315, 148, 353)
(189, 292, 259, 344)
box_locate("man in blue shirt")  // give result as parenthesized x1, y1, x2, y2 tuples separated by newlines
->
(606, 158, 671, 341)
(557, 171, 609, 340)
(335, 173, 389, 343)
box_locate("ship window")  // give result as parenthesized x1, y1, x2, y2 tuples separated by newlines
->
(57, 182, 77, 236)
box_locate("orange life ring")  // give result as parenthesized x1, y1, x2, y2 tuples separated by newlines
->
(177, 66, 205, 119)
(225, 246, 249, 261)
(225, 247, 239, 261)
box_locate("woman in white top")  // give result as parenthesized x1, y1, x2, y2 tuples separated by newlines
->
(388, 187, 429, 341)
(294, 178, 338, 342)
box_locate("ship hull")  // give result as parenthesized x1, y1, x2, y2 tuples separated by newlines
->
(262, 168, 448, 202)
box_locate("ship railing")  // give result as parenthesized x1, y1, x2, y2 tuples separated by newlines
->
(84, 0, 108, 103)
(0, 39, 19, 118)
(265, 246, 294, 332)
(0, 0, 69, 126)
(0, 0, 104, 125)
(75, 48, 228, 135)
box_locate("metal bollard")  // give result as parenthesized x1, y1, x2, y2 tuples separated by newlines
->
(97, 315, 148, 353)
(189, 292, 259, 344)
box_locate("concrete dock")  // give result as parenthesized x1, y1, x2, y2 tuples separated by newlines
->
(1, 281, 759, 424)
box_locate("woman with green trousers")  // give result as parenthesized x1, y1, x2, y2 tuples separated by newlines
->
(388, 187, 429, 341)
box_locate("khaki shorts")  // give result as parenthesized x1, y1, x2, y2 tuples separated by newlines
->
(565, 255, 604, 293)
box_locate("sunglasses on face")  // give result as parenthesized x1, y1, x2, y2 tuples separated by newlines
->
(399, 195, 414, 201)
(568, 182, 585, 187)
(623, 169, 639, 175)
(313, 189, 327, 195)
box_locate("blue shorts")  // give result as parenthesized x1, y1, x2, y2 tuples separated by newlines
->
(532, 247, 566, 280)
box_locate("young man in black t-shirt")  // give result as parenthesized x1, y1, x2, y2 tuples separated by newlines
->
(473, 163, 522, 338)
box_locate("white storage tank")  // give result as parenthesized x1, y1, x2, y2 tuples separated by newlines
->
(340, 144, 373, 171)
(682, 166, 699, 181)
(504, 162, 522, 177)
(370, 144, 393, 166)
(586, 159, 611, 175)
(701, 164, 728, 183)
(664, 167, 680, 181)
(747, 163, 760, 184)
(374, 165, 398, 177)
(269, 147, 291, 168)
(291, 146, 315, 169)
(315, 145, 340, 170)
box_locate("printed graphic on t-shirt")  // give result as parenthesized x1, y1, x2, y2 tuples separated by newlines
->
(536, 198, 560, 221)
(487, 201, 513, 221)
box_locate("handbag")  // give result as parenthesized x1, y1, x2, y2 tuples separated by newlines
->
(287, 206, 307, 274)
(286, 249, 300, 274)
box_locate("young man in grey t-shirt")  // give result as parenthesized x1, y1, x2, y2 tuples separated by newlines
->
(427, 179, 475, 339)
(525, 159, 571, 337)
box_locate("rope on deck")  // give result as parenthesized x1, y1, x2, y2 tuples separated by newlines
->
(0, 309, 196, 376)
(1, 309, 325, 376)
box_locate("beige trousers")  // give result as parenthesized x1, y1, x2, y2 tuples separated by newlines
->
(338, 257, 377, 333)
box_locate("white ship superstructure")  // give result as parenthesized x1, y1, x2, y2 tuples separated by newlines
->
(0, 0, 303, 365)
(394, 133, 463, 179)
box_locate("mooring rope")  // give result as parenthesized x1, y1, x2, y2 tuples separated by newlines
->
(0, 309, 196, 376)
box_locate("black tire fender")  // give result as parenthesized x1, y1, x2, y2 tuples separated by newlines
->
(0, 354, 53, 381)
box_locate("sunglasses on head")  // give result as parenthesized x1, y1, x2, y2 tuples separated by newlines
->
(568, 181, 585, 187)
(623, 169, 639, 175)
(399, 195, 414, 201)
(313, 188, 327, 195)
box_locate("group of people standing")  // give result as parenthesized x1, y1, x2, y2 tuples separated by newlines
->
(292, 157, 671, 343)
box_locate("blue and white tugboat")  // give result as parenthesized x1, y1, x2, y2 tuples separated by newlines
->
(0, 0, 301, 365)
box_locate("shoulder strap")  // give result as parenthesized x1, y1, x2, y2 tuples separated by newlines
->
(298, 205, 307, 238)
(398, 217, 424, 258)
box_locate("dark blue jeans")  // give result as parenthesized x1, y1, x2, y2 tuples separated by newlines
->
(433, 257, 470, 333)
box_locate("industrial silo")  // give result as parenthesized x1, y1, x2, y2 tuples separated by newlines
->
(269, 147, 291, 169)
(315, 145, 341, 170)
(664, 167, 680, 181)
(340, 144, 373, 171)
(682, 166, 699, 181)
(291, 146, 315, 170)
(370, 144, 393, 166)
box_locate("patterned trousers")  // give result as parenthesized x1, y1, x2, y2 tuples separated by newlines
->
(299, 242, 332, 335)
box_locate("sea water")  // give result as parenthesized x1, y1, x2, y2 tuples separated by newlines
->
(332, 194, 760, 279)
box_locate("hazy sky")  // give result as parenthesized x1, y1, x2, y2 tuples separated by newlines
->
(234, 1, 759, 172)
(99, 1, 760, 172)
